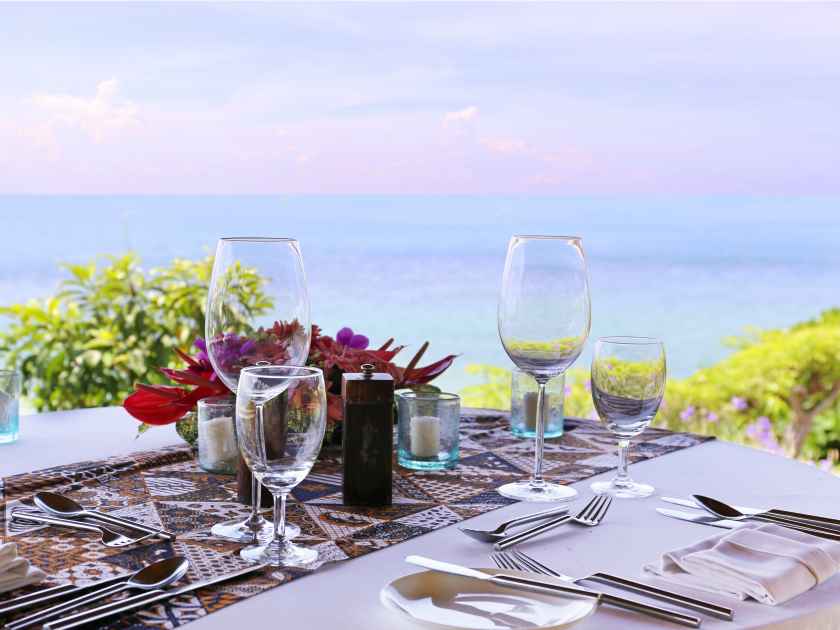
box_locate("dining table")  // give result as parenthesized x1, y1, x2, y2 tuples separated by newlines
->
(2, 406, 840, 630)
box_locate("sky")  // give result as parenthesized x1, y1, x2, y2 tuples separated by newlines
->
(1, 2, 839, 195)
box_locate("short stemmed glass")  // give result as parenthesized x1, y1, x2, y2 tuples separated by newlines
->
(590, 337, 666, 499)
(497, 235, 591, 502)
(206, 237, 311, 542)
(236, 366, 327, 566)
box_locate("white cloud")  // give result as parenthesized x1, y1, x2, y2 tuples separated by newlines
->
(480, 136, 527, 154)
(29, 79, 140, 143)
(443, 105, 478, 125)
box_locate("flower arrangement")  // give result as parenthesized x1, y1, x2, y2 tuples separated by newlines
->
(124, 322, 456, 438)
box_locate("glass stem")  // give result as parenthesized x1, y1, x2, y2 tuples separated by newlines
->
(246, 401, 267, 530)
(531, 378, 548, 487)
(273, 492, 288, 544)
(616, 439, 631, 482)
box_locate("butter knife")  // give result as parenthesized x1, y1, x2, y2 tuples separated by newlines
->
(406, 556, 701, 627)
(43, 564, 266, 630)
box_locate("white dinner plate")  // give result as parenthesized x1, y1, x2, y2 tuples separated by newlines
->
(380, 568, 597, 630)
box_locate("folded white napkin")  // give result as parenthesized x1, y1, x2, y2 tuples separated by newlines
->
(644, 523, 840, 605)
(0, 542, 46, 594)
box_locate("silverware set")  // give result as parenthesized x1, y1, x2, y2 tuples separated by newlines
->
(492, 550, 734, 623)
(8, 491, 176, 550)
(659, 495, 840, 539)
(0, 556, 265, 630)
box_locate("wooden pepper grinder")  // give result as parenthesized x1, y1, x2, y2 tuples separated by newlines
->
(342, 363, 394, 506)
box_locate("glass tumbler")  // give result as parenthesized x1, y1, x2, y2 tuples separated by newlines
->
(510, 369, 565, 438)
(197, 396, 238, 474)
(0, 369, 20, 444)
(397, 392, 460, 470)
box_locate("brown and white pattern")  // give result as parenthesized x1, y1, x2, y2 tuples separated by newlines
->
(0, 411, 711, 629)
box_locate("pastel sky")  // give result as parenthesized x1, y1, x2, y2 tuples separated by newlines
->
(1, 2, 838, 194)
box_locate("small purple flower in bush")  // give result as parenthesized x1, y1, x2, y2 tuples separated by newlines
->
(336, 327, 369, 350)
(706, 411, 719, 423)
(819, 458, 834, 472)
(679, 405, 695, 421)
(746, 416, 782, 454)
(564, 385, 572, 397)
(730, 396, 748, 411)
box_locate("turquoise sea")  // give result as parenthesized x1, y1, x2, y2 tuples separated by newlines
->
(1, 196, 838, 392)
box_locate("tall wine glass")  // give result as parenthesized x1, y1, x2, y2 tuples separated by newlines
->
(236, 366, 326, 566)
(206, 237, 311, 542)
(590, 337, 666, 498)
(498, 235, 591, 502)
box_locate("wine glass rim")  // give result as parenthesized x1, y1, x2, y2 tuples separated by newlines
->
(512, 234, 583, 241)
(239, 365, 322, 380)
(219, 237, 299, 243)
(597, 335, 662, 345)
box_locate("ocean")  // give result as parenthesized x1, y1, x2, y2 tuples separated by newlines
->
(2, 195, 838, 393)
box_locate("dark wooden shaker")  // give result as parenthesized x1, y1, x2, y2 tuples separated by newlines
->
(342, 364, 394, 506)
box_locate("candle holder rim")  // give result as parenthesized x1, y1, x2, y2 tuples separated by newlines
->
(397, 391, 460, 402)
(197, 395, 236, 408)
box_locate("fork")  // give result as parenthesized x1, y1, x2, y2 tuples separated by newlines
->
(494, 495, 612, 550)
(494, 550, 734, 621)
(10, 510, 152, 548)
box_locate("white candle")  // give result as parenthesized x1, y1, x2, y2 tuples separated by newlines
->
(199, 415, 238, 468)
(410, 415, 441, 458)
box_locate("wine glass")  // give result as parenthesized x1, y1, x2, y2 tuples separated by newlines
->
(498, 235, 591, 502)
(590, 337, 666, 498)
(236, 365, 326, 566)
(206, 237, 311, 542)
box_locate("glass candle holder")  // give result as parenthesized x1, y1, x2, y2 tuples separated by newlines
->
(197, 396, 238, 475)
(510, 369, 565, 438)
(397, 392, 460, 470)
(0, 369, 20, 444)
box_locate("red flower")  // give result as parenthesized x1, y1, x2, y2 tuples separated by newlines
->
(123, 348, 228, 425)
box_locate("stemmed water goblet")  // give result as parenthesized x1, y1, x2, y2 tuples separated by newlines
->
(497, 235, 591, 502)
(206, 237, 311, 542)
(590, 337, 666, 498)
(236, 365, 327, 566)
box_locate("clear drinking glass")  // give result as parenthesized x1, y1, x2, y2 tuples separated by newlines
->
(498, 235, 591, 502)
(590, 337, 666, 499)
(0, 370, 21, 444)
(206, 237, 311, 542)
(236, 366, 326, 567)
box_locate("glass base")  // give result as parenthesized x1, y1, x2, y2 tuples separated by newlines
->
(240, 538, 318, 567)
(497, 480, 578, 502)
(398, 448, 459, 471)
(591, 478, 655, 499)
(211, 517, 299, 542)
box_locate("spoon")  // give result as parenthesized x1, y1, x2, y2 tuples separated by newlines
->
(692, 495, 840, 540)
(10, 509, 150, 548)
(459, 505, 569, 543)
(34, 491, 176, 541)
(6, 556, 190, 630)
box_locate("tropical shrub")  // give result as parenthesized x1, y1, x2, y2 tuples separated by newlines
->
(460, 309, 840, 469)
(0, 254, 266, 411)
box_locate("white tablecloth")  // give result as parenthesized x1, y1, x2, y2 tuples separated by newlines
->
(3, 407, 840, 629)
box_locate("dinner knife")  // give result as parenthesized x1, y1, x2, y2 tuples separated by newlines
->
(662, 498, 840, 534)
(406, 556, 702, 627)
(43, 564, 267, 630)
(657, 508, 747, 531)
(0, 574, 130, 619)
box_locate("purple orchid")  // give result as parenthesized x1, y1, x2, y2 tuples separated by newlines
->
(336, 326, 369, 350)
(202, 333, 257, 372)
(730, 396, 748, 411)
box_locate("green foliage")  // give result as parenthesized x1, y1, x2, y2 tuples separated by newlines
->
(460, 309, 840, 469)
(0, 254, 266, 412)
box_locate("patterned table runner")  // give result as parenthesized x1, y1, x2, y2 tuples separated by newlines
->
(0, 411, 712, 629)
